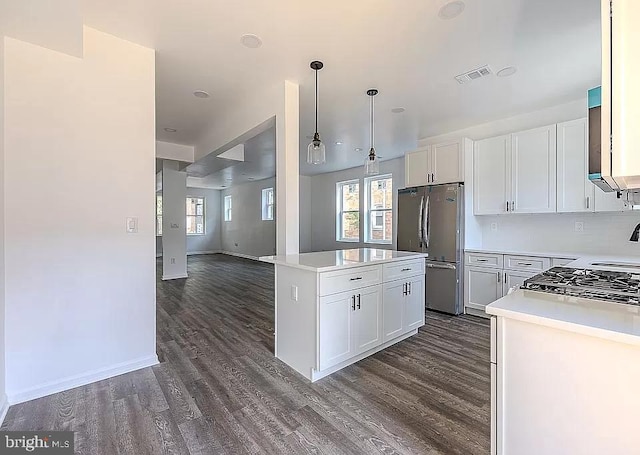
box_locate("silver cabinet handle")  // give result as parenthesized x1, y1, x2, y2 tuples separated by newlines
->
(408, 282, 412, 295)
(497, 272, 501, 283)
(506, 200, 509, 212)
(476, 259, 488, 262)
(349, 277, 363, 281)
(357, 294, 361, 310)
(351, 295, 356, 311)
(511, 201, 515, 211)
(401, 267, 411, 272)
(504, 272, 507, 283)
(517, 262, 533, 266)
(431, 173, 435, 182)
(586, 196, 590, 209)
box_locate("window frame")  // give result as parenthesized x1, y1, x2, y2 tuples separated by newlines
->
(365, 174, 393, 245)
(261, 187, 274, 221)
(336, 179, 361, 242)
(224, 195, 232, 222)
(186, 196, 206, 236)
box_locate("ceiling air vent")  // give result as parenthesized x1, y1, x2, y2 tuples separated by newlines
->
(455, 65, 493, 84)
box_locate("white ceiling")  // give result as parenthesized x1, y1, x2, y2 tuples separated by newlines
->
(83, 0, 601, 177)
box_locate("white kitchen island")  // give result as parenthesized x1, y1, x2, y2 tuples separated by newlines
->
(259, 248, 427, 382)
(486, 285, 640, 455)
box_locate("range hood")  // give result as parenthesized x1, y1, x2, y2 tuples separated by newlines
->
(599, 0, 640, 191)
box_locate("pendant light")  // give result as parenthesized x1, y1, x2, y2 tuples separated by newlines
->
(365, 89, 380, 175)
(307, 61, 326, 165)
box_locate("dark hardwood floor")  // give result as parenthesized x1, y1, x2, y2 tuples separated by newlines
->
(1, 254, 491, 454)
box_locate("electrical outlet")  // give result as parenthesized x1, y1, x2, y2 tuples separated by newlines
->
(171, 257, 176, 264)
(574, 221, 584, 232)
(490, 222, 498, 232)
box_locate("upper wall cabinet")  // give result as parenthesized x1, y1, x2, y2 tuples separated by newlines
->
(404, 139, 466, 187)
(474, 125, 556, 215)
(557, 118, 627, 213)
(473, 135, 510, 215)
(510, 125, 557, 213)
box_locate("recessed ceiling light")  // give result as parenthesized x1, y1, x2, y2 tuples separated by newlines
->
(355, 147, 363, 152)
(391, 107, 406, 114)
(335, 141, 343, 145)
(193, 90, 210, 99)
(497, 66, 518, 77)
(164, 128, 177, 133)
(438, 1, 465, 19)
(240, 34, 262, 49)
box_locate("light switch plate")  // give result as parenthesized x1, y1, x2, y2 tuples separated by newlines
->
(291, 285, 298, 301)
(574, 221, 584, 232)
(126, 217, 138, 233)
(490, 222, 498, 232)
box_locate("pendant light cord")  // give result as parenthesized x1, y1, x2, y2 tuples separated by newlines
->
(370, 94, 374, 150)
(315, 69, 318, 134)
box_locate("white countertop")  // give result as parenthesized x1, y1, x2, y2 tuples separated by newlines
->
(486, 289, 640, 347)
(259, 248, 428, 272)
(464, 248, 581, 259)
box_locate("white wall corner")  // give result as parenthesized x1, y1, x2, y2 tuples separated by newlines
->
(156, 141, 195, 163)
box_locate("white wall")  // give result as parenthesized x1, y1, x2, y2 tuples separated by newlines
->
(299, 175, 312, 253)
(221, 178, 276, 258)
(161, 161, 187, 279)
(156, 141, 194, 163)
(309, 158, 405, 252)
(3, 28, 157, 403)
(0, 36, 6, 418)
(420, 97, 640, 256)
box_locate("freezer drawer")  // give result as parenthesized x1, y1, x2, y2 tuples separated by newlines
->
(425, 261, 462, 315)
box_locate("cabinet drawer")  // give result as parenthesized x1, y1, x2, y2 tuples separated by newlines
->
(319, 265, 382, 296)
(465, 252, 503, 269)
(504, 255, 550, 272)
(383, 259, 425, 282)
(552, 257, 576, 267)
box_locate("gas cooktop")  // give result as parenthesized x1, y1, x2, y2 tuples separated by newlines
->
(522, 267, 640, 306)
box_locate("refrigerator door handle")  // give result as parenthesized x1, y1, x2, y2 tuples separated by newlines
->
(418, 196, 425, 245)
(424, 195, 430, 248)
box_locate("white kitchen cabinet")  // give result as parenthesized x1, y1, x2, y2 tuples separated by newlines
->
(473, 135, 510, 215)
(594, 187, 627, 212)
(503, 270, 536, 296)
(465, 266, 502, 313)
(405, 148, 430, 187)
(404, 139, 466, 187)
(404, 275, 426, 331)
(319, 290, 354, 370)
(431, 140, 465, 184)
(557, 118, 594, 213)
(382, 275, 426, 342)
(510, 125, 557, 213)
(352, 285, 383, 355)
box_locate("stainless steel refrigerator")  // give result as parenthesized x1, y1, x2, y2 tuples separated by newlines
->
(397, 183, 464, 315)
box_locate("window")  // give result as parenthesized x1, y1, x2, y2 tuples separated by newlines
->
(261, 187, 274, 221)
(336, 180, 360, 241)
(224, 195, 232, 222)
(186, 197, 205, 235)
(156, 194, 162, 236)
(365, 175, 392, 244)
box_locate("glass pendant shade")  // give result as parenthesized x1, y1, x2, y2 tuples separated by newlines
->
(307, 134, 326, 164)
(364, 149, 380, 175)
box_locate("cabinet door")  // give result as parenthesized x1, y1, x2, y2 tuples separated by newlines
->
(464, 266, 502, 312)
(404, 276, 425, 332)
(319, 291, 354, 370)
(431, 140, 463, 184)
(503, 270, 536, 296)
(594, 187, 627, 212)
(353, 285, 383, 355)
(511, 125, 557, 213)
(473, 135, 510, 215)
(557, 118, 595, 213)
(405, 148, 430, 187)
(383, 281, 405, 342)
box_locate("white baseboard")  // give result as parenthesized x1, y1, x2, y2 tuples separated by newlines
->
(221, 251, 260, 261)
(187, 250, 221, 256)
(0, 393, 9, 427)
(162, 273, 188, 280)
(7, 355, 159, 405)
